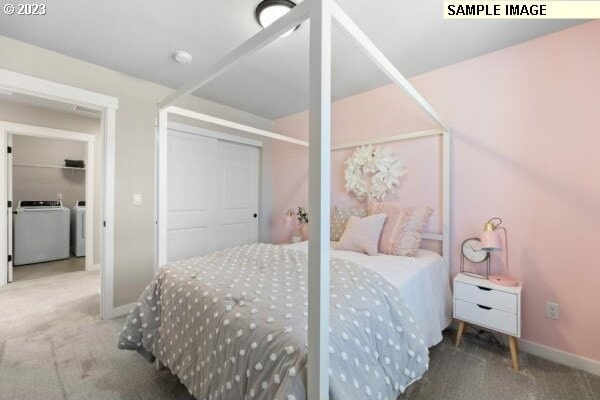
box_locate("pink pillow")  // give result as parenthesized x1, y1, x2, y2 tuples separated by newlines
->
(330, 206, 367, 241)
(368, 202, 433, 257)
(335, 213, 387, 256)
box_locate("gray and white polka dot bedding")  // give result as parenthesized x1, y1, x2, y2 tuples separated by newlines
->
(119, 243, 428, 400)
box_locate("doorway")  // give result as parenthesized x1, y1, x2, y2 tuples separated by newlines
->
(0, 68, 118, 319)
(7, 130, 95, 282)
(2, 123, 95, 284)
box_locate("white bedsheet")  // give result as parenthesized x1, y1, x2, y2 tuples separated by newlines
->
(284, 241, 452, 347)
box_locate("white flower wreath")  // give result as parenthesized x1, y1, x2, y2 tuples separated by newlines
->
(344, 145, 406, 201)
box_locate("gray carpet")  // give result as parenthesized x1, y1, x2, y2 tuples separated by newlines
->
(405, 332, 600, 400)
(0, 271, 598, 400)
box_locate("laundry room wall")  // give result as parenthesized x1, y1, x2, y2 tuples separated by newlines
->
(0, 99, 102, 267)
(12, 135, 86, 209)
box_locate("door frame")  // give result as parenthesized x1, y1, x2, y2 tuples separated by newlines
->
(1, 122, 95, 275)
(0, 68, 118, 320)
(155, 121, 262, 271)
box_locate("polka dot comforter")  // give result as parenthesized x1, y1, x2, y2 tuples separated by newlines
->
(119, 243, 428, 400)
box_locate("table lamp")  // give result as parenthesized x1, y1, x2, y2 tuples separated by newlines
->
(284, 208, 295, 228)
(481, 217, 519, 287)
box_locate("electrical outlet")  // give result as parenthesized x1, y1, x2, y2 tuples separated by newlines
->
(57, 193, 63, 201)
(133, 193, 143, 206)
(546, 301, 560, 320)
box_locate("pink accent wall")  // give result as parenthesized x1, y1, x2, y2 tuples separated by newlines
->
(271, 21, 600, 362)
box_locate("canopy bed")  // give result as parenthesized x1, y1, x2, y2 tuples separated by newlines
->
(120, 1, 451, 399)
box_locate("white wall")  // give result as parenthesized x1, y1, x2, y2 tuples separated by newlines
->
(12, 135, 86, 208)
(0, 99, 102, 265)
(0, 35, 274, 307)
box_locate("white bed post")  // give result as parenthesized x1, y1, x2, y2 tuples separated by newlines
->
(442, 130, 451, 270)
(308, 0, 332, 398)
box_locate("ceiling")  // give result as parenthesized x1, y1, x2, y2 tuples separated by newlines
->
(0, 0, 583, 119)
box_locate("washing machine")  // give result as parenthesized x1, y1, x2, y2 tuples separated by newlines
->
(13, 200, 70, 265)
(70, 200, 86, 257)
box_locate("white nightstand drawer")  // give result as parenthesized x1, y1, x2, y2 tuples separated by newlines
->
(455, 281, 517, 314)
(455, 299, 518, 336)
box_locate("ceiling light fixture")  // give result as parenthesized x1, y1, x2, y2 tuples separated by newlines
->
(173, 50, 193, 65)
(255, 0, 299, 38)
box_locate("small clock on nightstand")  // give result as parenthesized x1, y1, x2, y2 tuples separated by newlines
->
(460, 237, 490, 278)
(453, 272, 522, 370)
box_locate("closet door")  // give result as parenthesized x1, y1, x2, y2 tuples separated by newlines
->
(166, 131, 219, 262)
(218, 141, 259, 249)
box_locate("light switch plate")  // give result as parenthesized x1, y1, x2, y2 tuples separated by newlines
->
(133, 193, 143, 206)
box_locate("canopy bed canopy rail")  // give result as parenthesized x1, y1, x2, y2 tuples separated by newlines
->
(331, 128, 444, 151)
(157, 0, 449, 398)
(165, 106, 309, 147)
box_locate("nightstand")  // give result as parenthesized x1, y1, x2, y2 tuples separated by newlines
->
(453, 272, 522, 370)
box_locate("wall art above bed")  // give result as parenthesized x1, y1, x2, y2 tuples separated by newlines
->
(344, 144, 406, 201)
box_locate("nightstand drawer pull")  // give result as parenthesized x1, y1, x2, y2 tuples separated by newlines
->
(454, 299, 518, 336)
(454, 282, 518, 314)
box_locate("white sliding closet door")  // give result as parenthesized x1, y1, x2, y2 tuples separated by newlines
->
(167, 131, 219, 261)
(167, 130, 259, 262)
(219, 141, 259, 249)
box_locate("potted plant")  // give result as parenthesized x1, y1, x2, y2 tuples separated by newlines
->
(297, 206, 309, 240)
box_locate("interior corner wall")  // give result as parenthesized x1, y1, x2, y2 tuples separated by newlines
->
(0, 35, 274, 307)
(271, 21, 600, 363)
(0, 99, 102, 265)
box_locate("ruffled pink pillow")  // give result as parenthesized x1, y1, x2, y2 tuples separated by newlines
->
(368, 202, 433, 257)
(335, 213, 387, 256)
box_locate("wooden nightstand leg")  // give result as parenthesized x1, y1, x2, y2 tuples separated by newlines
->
(508, 336, 519, 371)
(455, 321, 466, 347)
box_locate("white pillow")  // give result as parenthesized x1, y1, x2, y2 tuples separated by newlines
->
(335, 213, 387, 256)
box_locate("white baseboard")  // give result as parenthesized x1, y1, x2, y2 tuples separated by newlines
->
(107, 302, 136, 319)
(448, 322, 600, 376)
(518, 339, 600, 377)
(88, 263, 101, 271)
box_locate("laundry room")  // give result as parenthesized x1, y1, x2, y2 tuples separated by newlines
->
(0, 93, 102, 284)
(11, 135, 87, 281)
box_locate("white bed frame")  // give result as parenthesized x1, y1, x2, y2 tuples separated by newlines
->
(157, 1, 449, 398)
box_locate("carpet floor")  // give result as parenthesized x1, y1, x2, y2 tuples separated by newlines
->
(12, 256, 85, 282)
(0, 271, 598, 400)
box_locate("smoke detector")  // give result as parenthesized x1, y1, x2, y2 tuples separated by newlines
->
(173, 50, 193, 65)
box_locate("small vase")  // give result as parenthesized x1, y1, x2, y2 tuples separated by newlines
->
(300, 223, 309, 240)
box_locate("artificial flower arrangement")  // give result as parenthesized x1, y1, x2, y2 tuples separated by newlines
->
(296, 206, 309, 224)
(344, 144, 406, 201)
(288, 206, 309, 243)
